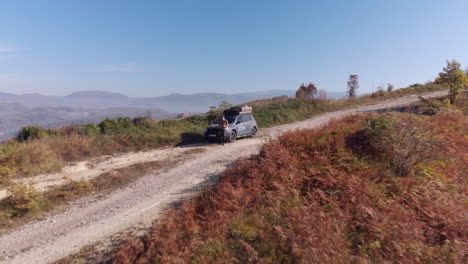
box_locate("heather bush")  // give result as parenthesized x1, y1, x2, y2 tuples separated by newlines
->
(348, 113, 446, 177)
(48, 135, 93, 161)
(111, 113, 466, 263)
(0, 143, 19, 181)
(14, 140, 64, 176)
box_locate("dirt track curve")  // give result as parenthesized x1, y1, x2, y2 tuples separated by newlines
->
(0, 90, 448, 264)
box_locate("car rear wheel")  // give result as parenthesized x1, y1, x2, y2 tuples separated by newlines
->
(250, 127, 257, 137)
(228, 131, 237, 143)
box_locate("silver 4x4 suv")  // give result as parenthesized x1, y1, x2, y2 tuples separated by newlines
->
(204, 106, 258, 143)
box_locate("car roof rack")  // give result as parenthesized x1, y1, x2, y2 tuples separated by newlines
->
(223, 105, 252, 116)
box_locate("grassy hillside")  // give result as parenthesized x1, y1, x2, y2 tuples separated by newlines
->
(0, 83, 447, 182)
(109, 110, 466, 264)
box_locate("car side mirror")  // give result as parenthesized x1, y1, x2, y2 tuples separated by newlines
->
(236, 121, 241, 124)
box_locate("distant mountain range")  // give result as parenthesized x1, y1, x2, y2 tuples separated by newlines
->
(0, 90, 345, 141)
(0, 90, 345, 113)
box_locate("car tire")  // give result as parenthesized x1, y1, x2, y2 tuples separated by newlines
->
(228, 131, 237, 143)
(250, 127, 257, 137)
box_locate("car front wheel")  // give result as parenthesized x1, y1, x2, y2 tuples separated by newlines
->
(250, 127, 257, 137)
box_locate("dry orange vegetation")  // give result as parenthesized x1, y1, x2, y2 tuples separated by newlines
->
(110, 111, 466, 264)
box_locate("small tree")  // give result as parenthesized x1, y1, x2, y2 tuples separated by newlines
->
(435, 59, 467, 104)
(295, 82, 318, 99)
(347, 74, 359, 98)
(296, 83, 306, 99)
(387, 83, 394, 92)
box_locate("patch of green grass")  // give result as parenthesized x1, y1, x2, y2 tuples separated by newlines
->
(195, 242, 224, 261)
(229, 214, 260, 241)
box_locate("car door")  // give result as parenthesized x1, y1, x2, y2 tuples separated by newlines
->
(236, 115, 247, 137)
(244, 115, 253, 135)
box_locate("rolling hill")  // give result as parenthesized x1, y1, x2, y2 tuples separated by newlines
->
(0, 90, 346, 112)
(0, 89, 345, 140)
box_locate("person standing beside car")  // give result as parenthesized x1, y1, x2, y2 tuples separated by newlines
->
(219, 115, 229, 145)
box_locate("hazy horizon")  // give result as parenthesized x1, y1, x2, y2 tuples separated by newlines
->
(1, 88, 304, 98)
(1, 0, 468, 97)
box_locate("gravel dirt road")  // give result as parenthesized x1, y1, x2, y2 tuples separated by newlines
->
(0, 90, 447, 264)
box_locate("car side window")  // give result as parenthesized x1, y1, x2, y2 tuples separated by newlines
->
(237, 116, 244, 123)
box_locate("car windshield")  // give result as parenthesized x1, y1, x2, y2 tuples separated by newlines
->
(215, 116, 237, 125)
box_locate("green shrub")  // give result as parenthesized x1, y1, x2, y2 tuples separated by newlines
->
(3, 184, 44, 217)
(59, 126, 86, 136)
(132, 116, 152, 127)
(58, 124, 101, 137)
(17, 126, 53, 142)
(83, 124, 101, 136)
(98, 117, 134, 135)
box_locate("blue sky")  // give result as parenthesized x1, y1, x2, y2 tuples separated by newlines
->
(1, 0, 468, 97)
